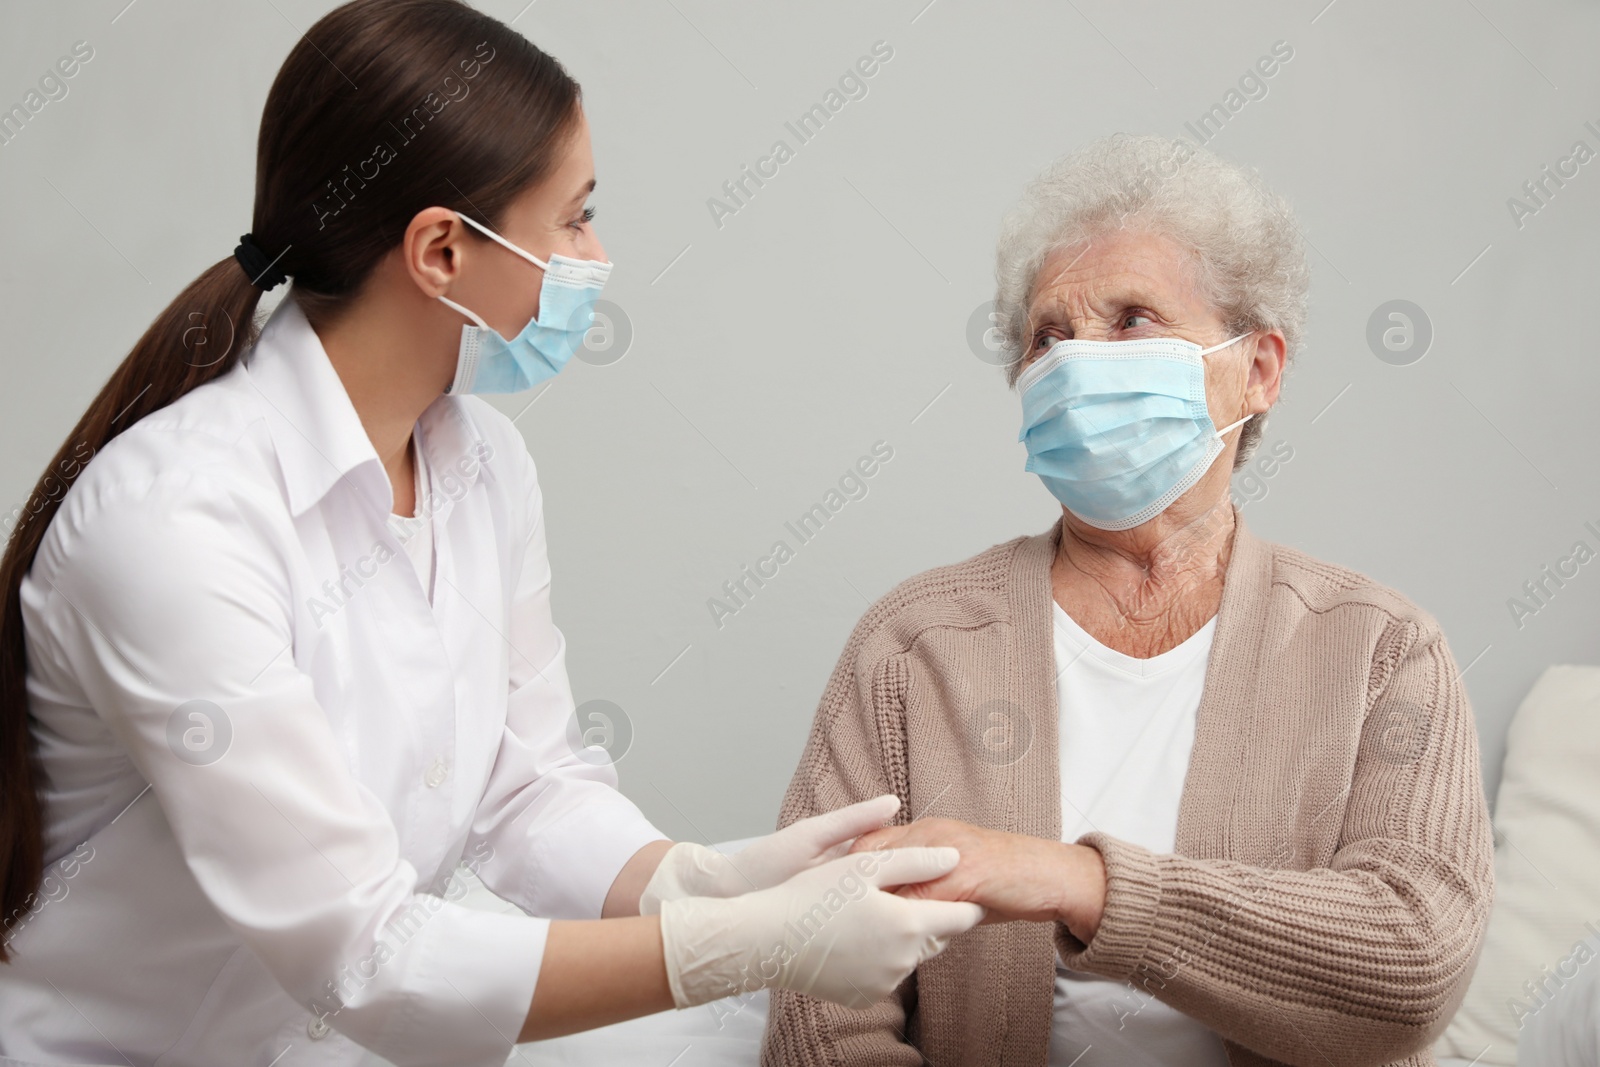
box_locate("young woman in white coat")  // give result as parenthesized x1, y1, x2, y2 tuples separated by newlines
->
(0, 2, 981, 1063)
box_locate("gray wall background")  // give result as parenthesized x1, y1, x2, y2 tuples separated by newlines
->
(3, 0, 1597, 845)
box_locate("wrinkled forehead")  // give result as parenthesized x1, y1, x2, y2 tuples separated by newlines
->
(1025, 230, 1212, 322)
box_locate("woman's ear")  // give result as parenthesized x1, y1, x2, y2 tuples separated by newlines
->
(403, 206, 470, 297)
(1245, 329, 1288, 413)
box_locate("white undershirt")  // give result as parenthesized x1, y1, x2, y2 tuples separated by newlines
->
(386, 436, 434, 604)
(1049, 599, 1230, 1066)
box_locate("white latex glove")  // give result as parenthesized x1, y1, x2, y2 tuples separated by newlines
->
(638, 794, 903, 915)
(658, 846, 984, 1010)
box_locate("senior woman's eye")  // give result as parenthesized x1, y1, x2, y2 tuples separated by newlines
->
(1122, 313, 1153, 329)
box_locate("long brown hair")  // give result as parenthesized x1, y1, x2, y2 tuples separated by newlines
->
(0, 0, 585, 957)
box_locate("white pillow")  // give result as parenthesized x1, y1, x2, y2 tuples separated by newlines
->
(1517, 934, 1600, 1066)
(1437, 665, 1600, 1065)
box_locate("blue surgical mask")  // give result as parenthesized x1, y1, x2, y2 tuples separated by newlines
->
(438, 211, 612, 395)
(1017, 333, 1252, 531)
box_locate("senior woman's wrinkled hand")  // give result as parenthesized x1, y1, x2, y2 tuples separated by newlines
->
(849, 818, 1108, 942)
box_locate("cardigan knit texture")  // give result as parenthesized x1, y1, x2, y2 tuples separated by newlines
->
(759, 509, 1494, 1067)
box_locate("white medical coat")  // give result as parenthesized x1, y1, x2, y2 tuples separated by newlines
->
(0, 294, 667, 1066)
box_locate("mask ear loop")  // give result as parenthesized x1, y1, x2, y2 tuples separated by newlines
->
(1197, 332, 1250, 357)
(438, 293, 489, 329)
(454, 210, 552, 272)
(1200, 332, 1255, 439)
(437, 211, 555, 330)
(1215, 413, 1253, 439)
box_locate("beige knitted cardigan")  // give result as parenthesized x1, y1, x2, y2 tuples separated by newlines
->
(760, 509, 1494, 1067)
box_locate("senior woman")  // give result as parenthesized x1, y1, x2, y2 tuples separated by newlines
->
(760, 134, 1494, 1067)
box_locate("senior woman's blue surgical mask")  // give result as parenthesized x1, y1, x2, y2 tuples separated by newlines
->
(1017, 333, 1253, 531)
(437, 211, 612, 395)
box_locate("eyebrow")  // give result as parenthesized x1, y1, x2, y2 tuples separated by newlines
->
(1026, 288, 1077, 329)
(1031, 280, 1169, 322)
(566, 178, 596, 206)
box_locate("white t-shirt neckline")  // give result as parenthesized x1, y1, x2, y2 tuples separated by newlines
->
(1052, 599, 1216, 680)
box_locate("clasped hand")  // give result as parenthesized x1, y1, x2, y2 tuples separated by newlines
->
(849, 817, 1109, 943)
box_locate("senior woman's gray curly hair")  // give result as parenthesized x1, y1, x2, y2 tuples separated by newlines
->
(994, 133, 1310, 468)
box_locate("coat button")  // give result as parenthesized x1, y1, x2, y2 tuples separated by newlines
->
(424, 758, 448, 788)
(308, 1014, 331, 1039)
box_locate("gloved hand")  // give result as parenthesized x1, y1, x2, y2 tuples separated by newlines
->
(657, 846, 984, 1010)
(638, 794, 903, 915)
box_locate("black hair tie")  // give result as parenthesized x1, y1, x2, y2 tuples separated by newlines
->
(233, 233, 289, 291)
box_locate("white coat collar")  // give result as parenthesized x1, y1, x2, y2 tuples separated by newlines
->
(243, 291, 492, 519)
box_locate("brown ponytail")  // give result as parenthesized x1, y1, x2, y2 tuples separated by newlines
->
(1, 0, 585, 957)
